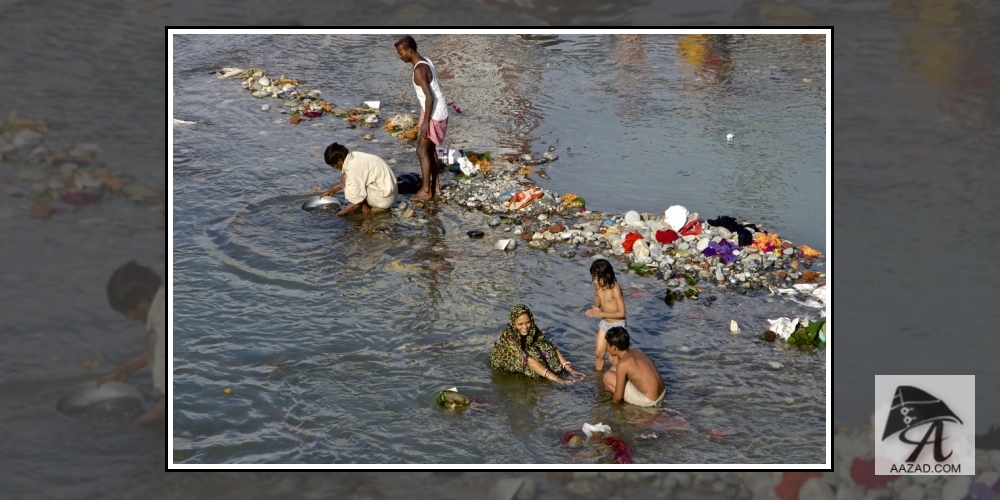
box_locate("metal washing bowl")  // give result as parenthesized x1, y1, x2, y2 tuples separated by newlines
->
(301, 196, 341, 212)
(56, 381, 144, 420)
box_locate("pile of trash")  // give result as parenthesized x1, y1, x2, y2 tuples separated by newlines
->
(563, 422, 633, 464)
(0, 110, 164, 221)
(214, 66, 825, 300)
(216, 67, 379, 126)
(763, 316, 827, 348)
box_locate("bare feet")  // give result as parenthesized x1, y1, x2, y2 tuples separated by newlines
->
(410, 190, 433, 202)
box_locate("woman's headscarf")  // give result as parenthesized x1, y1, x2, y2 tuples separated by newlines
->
(500, 304, 541, 352)
(490, 304, 562, 377)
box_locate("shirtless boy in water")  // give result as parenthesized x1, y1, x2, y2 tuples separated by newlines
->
(585, 259, 627, 371)
(602, 326, 666, 407)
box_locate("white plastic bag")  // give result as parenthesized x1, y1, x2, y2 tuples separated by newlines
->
(582, 422, 611, 438)
(664, 205, 689, 232)
(766, 317, 800, 340)
(457, 157, 479, 176)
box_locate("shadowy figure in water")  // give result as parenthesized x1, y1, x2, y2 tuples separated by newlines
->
(96, 261, 165, 425)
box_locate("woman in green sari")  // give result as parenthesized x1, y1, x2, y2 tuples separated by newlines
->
(489, 305, 583, 384)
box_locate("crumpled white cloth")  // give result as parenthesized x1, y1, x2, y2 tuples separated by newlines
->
(664, 205, 689, 232)
(582, 422, 611, 438)
(457, 156, 479, 176)
(767, 317, 800, 340)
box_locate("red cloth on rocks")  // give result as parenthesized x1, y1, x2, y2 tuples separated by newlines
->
(679, 219, 702, 236)
(655, 229, 679, 245)
(774, 472, 823, 500)
(623, 232, 643, 253)
(850, 457, 897, 489)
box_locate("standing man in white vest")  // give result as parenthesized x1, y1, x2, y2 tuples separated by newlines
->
(395, 35, 449, 202)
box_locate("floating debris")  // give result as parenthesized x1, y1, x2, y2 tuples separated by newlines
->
(1, 113, 163, 222)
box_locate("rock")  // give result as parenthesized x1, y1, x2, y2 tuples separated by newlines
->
(491, 478, 526, 500)
(666, 279, 681, 289)
(717, 227, 733, 240)
(520, 230, 533, 241)
(799, 478, 835, 500)
(528, 239, 550, 250)
(678, 242, 689, 250)
(26, 146, 47, 163)
(17, 166, 49, 183)
(696, 238, 710, 252)
(516, 478, 537, 500)
(898, 484, 925, 500)
(783, 247, 794, 256)
(542, 151, 558, 162)
(560, 251, 575, 258)
(762, 331, 777, 341)
(496, 239, 516, 251)
(799, 270, 819, 282)
(768, 361, 782, 369)
(777, 271, 787, 279)
(564, 481, 597, 496)
(715, 269, 724, 282)
(122, 183, 161, 202)
(58, 162, 79, 176)
(261, 104, 270, 111)
(489, 219, 501, 228)
(13, 129, 43, 149)
(633, 240, 650, 259)
(549, 223, 564, 233)
(363, 134, 374, 140)
(975, 471, 999, 489)
(865, 489, 891, 500)
(467, 230, 485, 238)
(402, 209, 414, 218)
(941, 476, 970, 500)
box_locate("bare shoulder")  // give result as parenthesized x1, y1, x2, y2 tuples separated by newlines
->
(414, 62, 432, 81)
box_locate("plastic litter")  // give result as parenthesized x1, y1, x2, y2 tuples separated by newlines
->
(664, 205, 689, 232)
(582, 422, 611, 438)
(766, 317, 800, 341)
(730, 320, 740, 333)
(437, 148, 464, 165)
(363, 100, 380, 110)
(507, 186, 544, 211)
(436, 387, 470, 407)
(456, 157, 479, 176)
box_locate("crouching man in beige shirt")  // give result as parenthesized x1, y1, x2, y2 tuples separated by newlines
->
(319, 142, 398, 217)
(97, 261, 165, 425)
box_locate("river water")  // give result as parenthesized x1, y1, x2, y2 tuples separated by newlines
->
(171, 33, 826, 465)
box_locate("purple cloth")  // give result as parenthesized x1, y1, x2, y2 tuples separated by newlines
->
(702, 238, 741, 265)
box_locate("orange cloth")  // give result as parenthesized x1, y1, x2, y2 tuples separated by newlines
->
(507, 186, 544, 211)
(798, 245, 822, 258)
(623, 232, 643, 253)
(751, 232, 782, 253)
